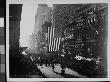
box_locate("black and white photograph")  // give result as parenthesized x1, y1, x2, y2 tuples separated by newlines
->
(7, 0, 110, 81)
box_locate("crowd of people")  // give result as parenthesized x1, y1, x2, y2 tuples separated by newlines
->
(19, 47, 106, 78)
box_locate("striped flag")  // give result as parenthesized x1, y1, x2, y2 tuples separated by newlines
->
(48, 26, 62, 52)
(48, 26, 55, 52)
(47, 8, 62, 52)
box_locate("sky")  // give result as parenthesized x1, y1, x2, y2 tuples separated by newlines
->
(20, 3, 53, 47)
(20, 3, 38, 47)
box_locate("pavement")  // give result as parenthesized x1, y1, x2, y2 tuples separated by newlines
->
(37, 64, 63, 78)
(54, 64, 87, 78)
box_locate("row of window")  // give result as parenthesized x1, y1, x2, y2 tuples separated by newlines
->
(61, 4, 107, 56)
(63, 42, 96, 54)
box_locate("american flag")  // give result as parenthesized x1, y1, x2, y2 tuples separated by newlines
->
(48, 26, 62, 52)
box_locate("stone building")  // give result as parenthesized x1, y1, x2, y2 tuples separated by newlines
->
(9, 4, 23, 77)
(53, 4, 108, 77)
(32, 4, 52, 54)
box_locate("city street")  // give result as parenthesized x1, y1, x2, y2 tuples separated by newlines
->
(37, 64, 63, 78)
(36, 64, 86, 78)
(20, 50, 87, 78)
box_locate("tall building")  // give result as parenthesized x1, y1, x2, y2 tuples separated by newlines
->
(53, 4, 108, 77)
(32, 4, 64, 53)
(34, 4, 52, 34)
(9, 4, 23, 77)
(9, 4, 22, 52)
(32, 4, 52, 54)
(28, 34, 35, 53)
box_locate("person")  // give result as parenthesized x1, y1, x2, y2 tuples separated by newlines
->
(60, 55, 65, 75)
(61, 66, 65, 75)
(52, 63, 55, 71)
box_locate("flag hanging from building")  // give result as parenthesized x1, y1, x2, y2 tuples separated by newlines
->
(48, 26, 61, 52)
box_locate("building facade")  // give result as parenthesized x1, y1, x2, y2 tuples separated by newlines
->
(53, 4, 108, 77)
(9, 4, 23, 77)
(32, 4, 52, 54)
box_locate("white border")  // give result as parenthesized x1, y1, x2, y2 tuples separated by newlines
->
(6, 0, 110, 81)
(6, 0, 9, 81)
